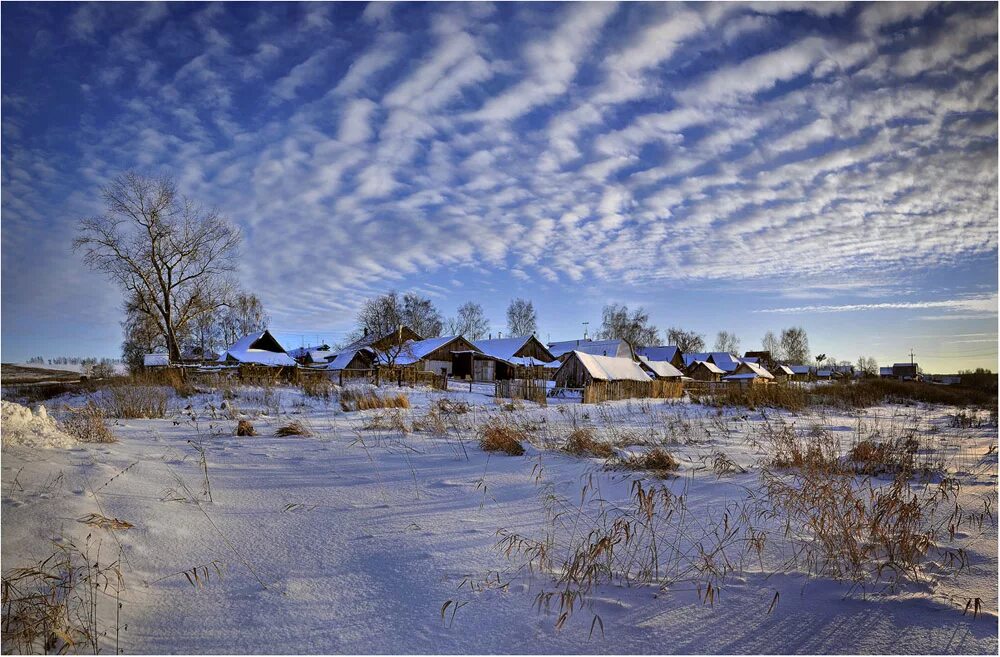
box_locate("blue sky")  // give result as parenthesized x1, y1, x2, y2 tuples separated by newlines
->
(1, 1, 997, 372)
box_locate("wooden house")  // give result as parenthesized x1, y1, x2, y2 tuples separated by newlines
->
(723, 361, 775, 385)
(325, 347, 375, 372)
(343, 326, 423, 354)
(553, 351, 651, 388)
(638, 356, 683, 379)
(688, 360, 725, 382)
(457, 335, 556, 381)
(383, 335, 481, 376)
(547, 338, 635, 361)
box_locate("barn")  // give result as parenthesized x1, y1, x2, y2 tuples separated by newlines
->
(218, 330, 296, 367)
(325, 347, 375, 372)
(553, 351, 650, 388)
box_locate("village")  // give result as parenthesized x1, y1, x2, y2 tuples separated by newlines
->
(140, 324, 930, 404)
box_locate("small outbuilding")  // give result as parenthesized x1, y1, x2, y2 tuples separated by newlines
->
(638, 355, 684, 379)
(459, 335, 556, 381)
(547, 338, 635, 361)
(723, 361, 775, 385)
(218, 330, 297, 367)
(383, 335, 481, 376)
(326, 347, 376, 372)
(635, 345, 685, 370)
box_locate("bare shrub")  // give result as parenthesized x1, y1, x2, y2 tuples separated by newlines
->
(619, 447, 679, 475)
(435, 398, 470, 414)
(61, 402, 115, 443)
(564, 428, 614, 458)
(362, 409, 411, 433)
(236, 419, 256, 436)
(711, 451, 746, 476)
(101, 385, 169, 418)
(711, 384, 809, 411)
(275, 421, 311, 437)
(479, 417, 527, 456)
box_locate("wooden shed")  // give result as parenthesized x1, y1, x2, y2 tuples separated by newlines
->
(688, 360, 725, 382)
(553, 351, 650, 388)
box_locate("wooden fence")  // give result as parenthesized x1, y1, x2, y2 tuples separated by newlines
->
(495, 378, 548, 405)
(582, 379, 684, 404)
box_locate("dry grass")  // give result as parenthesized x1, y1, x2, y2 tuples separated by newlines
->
(301, 376, 335, 400)
(703, 384, 810, 411)
(1, 537, 124, 655)
(816, 379, 996, 409)
(620, 447, 679, 475)
(479, 417, 527, 456)
(100, 385, 169, 418)
(275, 421, 311, 437)
(236, 419, 256, 436)
(564, 427, 614, 458)
(340, 387, 410, 412)
(61, 402, 116, 443)
(78, 513, 133, 531)
(435, 398, 471, 414)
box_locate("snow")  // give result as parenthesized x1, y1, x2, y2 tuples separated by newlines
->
(692, 360, 726, 375)
(1, 400, 77, 448)
(1, 383, 997, 654)
(548, 339, 632, 359)
(326, 347, 372, 370)
(568, 351, 652, 382)
(738, 361, 774, 379)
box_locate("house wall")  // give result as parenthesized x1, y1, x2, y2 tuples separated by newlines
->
(515, 337, 556, 363)
(689, 364, 721, 382)
(554, 355, 592, 388)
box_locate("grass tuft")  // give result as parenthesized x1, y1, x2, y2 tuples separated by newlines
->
(275, 421, 311, 437)
(479, 417, 527, 456)
(61, 402, 115, 443)
(236, 419, 256, 436)
(564, 427, 614, 458)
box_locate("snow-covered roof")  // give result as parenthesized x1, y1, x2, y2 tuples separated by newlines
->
(548, 338, 632, 359)
(738, 361, 774, 379)
(383, 336, 474, 365)
(143, 353, 169, 367)
(773, 365, 795, 376)
(638, 356, 683, 378)
(326, 348, 373, 371)
(287, 345, 331, 360)
(788, 365, 810, 375)
(567, 351, 651, 382)
(893, 363, 917, 368)
(816, 369, 832, 377)
(880, 367, 893, 375)
(742, 356, 760, 364)
(472, 336, 554, 365)
(691, 360, 725, 375)
(724, 373, 760, 380)
(635, 345, 680, 362)
(218, 331, 297, 367)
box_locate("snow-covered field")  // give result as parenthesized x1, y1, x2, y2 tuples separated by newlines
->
(2, 381, 997, 654)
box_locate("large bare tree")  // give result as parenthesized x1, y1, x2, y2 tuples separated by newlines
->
(75, 172, 241, 361)
(446, 301, 490, 340)
(597, 303, 660, 347)
(666, 327, 705, 353)
(505, 298, 537, 337)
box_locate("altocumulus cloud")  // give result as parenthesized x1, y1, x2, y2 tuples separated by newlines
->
(1, 1, 996, 334)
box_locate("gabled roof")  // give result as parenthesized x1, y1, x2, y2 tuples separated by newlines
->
(472, 336, 554, 365)
(773, 365, 795, 376)
(707, 352, 741, 372)
(683, 352, 710, 367)
(287, 344, 331, 360)
(382, 336, 479, 365)
(788, 365, 810, 375)
(326, 347, 373, 370)
(218, 330, 296, 366)
(638, 356, 683, 378)
(691, 360, 725, 375)
(742, 356, 760, 364)
(562, 351, 650, 382)
(342, 326, 423, 352)
(548, 338, 633, 359)
(635, 345, 681, 362)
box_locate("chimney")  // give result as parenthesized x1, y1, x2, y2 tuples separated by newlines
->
(363, 327, 369, 336)
(489, 333, 492, 340)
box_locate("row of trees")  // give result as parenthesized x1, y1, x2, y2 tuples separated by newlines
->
(347, 293, 537, 346)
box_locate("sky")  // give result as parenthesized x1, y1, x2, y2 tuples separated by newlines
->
(1, 1, 997, 373)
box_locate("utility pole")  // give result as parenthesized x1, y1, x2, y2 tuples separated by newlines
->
(909, 348, 915, 366)
(582, 321, 589, 340)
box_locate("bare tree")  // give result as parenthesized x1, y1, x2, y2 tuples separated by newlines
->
(597, 303, 660, 347)
(402, 292, 443, 338)
(856, 356, 879, 377)
(506, 298, 537, 337)
(666, 327, 705, 353)
(121, 291, 166, 373)
(761, 330, 783, 360)
(219, 292, 269, 346)
(446, 301, 489, 340)
(714, 330, 740, 354)
(780, 327, 810, 365)
(74, 172, 241, 361)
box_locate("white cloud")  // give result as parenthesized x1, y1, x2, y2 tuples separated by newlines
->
(756, 294, 999, 315)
